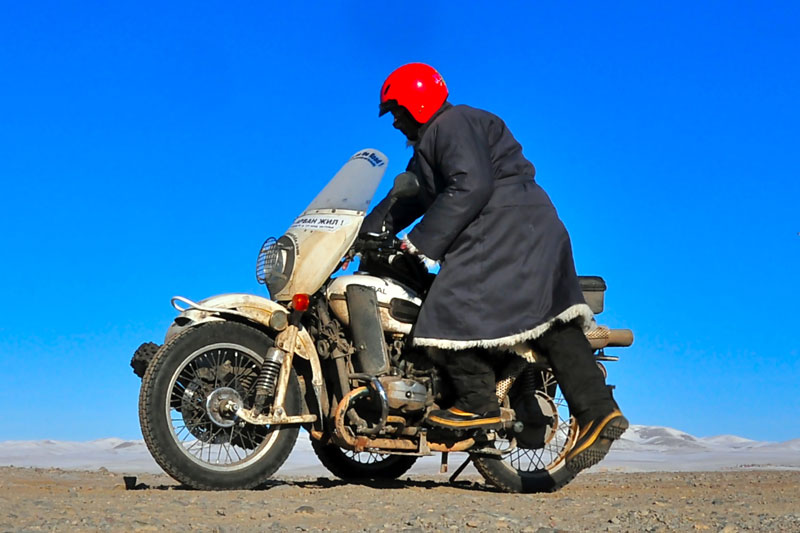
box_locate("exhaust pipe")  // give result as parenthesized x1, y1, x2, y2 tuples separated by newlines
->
(586, 327, 634, 349)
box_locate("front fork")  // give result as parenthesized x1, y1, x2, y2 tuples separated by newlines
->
(234, 323, 319, 426)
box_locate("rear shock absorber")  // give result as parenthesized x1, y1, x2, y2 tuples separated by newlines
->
(252, 347, 285, 415)
(521, 364, 540, 394)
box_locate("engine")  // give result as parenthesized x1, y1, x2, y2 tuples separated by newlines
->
(320, 271, 439, 418)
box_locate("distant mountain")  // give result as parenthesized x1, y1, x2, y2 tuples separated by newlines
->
(1, 425, 798, 475)
(0, 438, 156, 473)
(599, 425, 800, 472)
(611, 425, 777, 451)
(699, 434, 761, 449)
(613, 425, 707, 451)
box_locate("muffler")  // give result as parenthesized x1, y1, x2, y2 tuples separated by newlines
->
(586, 327, 634, 349)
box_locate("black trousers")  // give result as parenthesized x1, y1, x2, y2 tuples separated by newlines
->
(531, 320, 616, 427)
(441, 349, 499, 414)
(439, 320, 616, 423)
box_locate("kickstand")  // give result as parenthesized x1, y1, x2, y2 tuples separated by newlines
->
(448, 455, 472, 484)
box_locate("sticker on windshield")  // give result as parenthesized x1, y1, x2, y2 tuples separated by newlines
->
(290, 214, 353, 233)
(350, 151, 385, 167)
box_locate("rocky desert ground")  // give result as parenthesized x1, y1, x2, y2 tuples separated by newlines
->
(1, 466, 798, 532)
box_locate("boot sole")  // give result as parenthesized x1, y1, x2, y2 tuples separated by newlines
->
(565, 414, 629, 475)
(425, 415, 503, 430)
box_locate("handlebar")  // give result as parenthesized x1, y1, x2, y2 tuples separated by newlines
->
(353, 233, 403, 254)
(351, 233, 433, 294)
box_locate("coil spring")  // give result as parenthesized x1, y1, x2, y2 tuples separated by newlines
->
(250, 348, 286, 415)
(522, 365, 540, 394)
(254, 359, 283, 397)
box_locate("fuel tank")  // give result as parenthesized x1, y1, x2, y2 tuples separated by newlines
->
(326, 274, 422, 334)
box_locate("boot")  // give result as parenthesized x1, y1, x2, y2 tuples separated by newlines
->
(425, 348, 501, 430)
(564, 399, 628, 474)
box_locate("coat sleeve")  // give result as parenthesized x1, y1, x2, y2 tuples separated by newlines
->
(360, 157, 427, 235)
(360, 193, 426, 235)
(406, 113, 494, 261)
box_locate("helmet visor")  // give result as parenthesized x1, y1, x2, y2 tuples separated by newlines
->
(379, 99, 398, 117)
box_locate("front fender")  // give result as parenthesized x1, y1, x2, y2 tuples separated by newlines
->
(165, 293, 328, 428)
(165, 293, 316, 362)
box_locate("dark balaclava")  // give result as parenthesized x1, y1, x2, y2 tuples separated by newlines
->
(390, 105, 423, 142)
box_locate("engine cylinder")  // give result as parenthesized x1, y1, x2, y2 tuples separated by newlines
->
(380, 376, 429, 412)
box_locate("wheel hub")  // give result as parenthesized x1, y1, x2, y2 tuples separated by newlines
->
(205, 387, 243, 428)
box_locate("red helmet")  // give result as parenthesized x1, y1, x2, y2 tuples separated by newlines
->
(379, 63, 448, 124)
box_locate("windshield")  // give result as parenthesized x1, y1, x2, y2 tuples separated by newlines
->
(264, 148, 389, 301)
(304, 149, 388, 214)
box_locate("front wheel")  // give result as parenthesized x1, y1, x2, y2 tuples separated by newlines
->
(472, 366, 578, 493)
(139, 321, 301, 490)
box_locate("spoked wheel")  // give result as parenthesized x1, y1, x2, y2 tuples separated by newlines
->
(311, 439, 418, 480)
(139, 321, 301, 490)
(472, 365, 578, 493)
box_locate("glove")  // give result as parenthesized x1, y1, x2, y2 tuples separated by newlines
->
(401, 236, 438, 268)
(400, 236, 419, 254)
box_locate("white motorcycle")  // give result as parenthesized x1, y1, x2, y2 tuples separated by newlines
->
(132, 149, 633, 492)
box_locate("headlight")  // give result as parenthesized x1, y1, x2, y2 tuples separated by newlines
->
(256, 236, 295, 297)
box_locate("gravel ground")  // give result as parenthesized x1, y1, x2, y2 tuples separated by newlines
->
(0, 467, 798, 532)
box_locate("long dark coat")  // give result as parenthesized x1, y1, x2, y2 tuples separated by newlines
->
(363, 103, 592, 351)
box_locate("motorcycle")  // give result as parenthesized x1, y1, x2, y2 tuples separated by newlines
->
(132, 148, 633, 493)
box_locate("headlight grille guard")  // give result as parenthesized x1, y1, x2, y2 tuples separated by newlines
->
(256, 235, 295, 297)
(256, 237, 278, 285)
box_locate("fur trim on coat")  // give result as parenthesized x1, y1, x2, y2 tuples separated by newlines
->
(412, 303, 595, 361)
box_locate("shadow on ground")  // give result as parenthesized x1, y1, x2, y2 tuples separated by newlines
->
(127, 476, 500, 493)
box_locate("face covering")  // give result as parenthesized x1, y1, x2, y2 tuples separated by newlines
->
(390, 107, 422, 142)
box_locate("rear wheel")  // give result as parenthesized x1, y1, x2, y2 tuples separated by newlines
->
(311, 439, 418, 480)
(472, 366, 578, 493)
(139, 321, 301, 490)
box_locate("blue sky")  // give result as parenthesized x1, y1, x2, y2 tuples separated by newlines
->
(1, 2, 798, 442)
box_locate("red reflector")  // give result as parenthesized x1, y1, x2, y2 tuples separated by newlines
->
(292, 293, 310, 312)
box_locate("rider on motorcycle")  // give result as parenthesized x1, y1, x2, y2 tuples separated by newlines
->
(362, 62, 628, 474)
